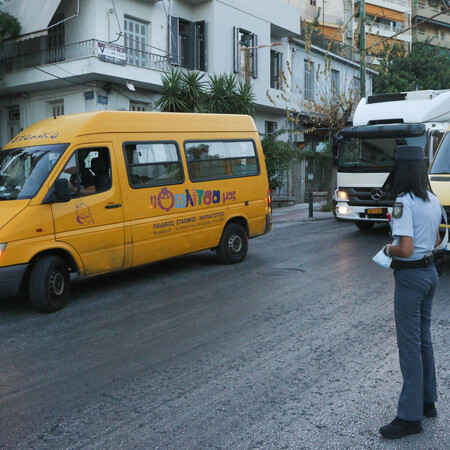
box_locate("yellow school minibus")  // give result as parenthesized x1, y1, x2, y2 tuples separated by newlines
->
(429, 124, 450, 251)
(0, 112, 272, 312)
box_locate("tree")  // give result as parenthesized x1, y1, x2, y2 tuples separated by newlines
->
(267, 18, 361, 204)
(0, 11, 21, 49)
(374, 42, 450, 94)
(261, 132, 300, 191)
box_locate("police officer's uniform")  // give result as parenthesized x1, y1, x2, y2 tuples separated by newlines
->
(389, 162, 441, 421)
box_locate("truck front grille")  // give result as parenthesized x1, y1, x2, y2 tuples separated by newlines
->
(340, 187, 393, 207)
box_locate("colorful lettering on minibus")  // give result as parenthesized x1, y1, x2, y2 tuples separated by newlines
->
(10, 131, 59, 144)
(150, 188, 236, 211)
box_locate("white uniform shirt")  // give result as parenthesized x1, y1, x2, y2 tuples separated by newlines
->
(391, 191, 441, 261)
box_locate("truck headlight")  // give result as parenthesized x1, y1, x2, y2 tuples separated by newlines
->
(337, 206, 349, 215)
(0, 243, 6, 257)
(337, 190, 348, 200)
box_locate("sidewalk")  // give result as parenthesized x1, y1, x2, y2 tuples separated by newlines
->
(272, 202, 335, 223)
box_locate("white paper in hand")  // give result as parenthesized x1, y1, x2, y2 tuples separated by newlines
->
(372, 249, 392, 268)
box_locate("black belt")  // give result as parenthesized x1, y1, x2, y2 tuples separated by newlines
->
(391, 254, 435, 270)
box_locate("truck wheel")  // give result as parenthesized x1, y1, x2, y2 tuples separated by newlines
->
(355, 221, 375, 231)
(29, 255, 71, 312)
(217, 223, 248, 264)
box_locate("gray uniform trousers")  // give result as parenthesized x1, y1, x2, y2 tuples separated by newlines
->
(394, 265, 438, 421)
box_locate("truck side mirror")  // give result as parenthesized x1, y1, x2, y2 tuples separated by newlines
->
(54, 179, 71, 203)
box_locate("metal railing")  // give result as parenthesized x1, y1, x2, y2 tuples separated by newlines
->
(0, 39, 170, 75)
(298, 29, 360, 64)
(411, 29, 450, 47)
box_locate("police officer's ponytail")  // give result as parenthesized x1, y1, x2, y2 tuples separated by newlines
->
(382, 146, 434, 202)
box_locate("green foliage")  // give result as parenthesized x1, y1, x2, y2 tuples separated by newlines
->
(261, 132, 300, 191)
(375, 42, 450, 94)
(235, 80, 256, 116)
(155, 69, 256, 116)
(154, 68, 189, 112)
(0, 12, 21, 48)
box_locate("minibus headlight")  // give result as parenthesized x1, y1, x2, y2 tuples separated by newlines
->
(0, 243, 6, 257)
(337, 190, 348, 200)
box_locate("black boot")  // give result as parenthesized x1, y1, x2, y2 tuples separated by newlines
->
(379, 417, 423, 439)
(424, 402, 437, 418)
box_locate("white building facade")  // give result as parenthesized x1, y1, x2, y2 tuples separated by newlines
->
(0, 0, 374, 149)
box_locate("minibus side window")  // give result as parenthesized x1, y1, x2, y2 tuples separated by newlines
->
(123, 142, 183, 188)
(57, 148, 112, 197)
(184, 140, 259, 181)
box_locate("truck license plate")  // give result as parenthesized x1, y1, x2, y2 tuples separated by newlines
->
(367, 208, 382, 214)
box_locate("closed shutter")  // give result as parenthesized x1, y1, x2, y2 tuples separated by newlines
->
(233, 26, 240, 73)
(251, 33, 258, 78)
(170, 16, 180, 65)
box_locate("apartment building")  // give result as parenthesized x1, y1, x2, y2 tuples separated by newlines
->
(412, 0, 450, 49)
(0, 0, 374, 151)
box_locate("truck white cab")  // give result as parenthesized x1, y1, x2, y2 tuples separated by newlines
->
(333, 90, 450, 230)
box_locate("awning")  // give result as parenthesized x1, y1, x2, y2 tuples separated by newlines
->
(365, 4, 405, 23)
(416, 16, 450, 29)
(1, 0, 62, 41)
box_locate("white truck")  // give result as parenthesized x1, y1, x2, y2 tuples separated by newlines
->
(333, 90, 450, 230)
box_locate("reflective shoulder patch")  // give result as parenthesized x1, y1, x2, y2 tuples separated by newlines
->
(393, 202, 403, 219)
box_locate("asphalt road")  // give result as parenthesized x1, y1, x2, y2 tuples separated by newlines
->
(0, 217, 449, 449)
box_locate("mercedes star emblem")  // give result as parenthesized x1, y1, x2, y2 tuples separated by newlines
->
(370, 188, 383, 201)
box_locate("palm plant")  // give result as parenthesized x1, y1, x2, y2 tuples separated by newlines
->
(234, 80, 256, 116)
(154, 68, 189, 112)
(181, 71, 206, 112)
(203, 73, 230, 114)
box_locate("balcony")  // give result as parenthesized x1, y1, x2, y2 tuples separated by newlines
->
(412, 29, 450, 48)
(412, 6, 450, 27)
(0, 39, 170, 75)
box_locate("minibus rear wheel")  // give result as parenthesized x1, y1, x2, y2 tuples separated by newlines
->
(217, 223, 248, 264)
(29, 255, 71, 313)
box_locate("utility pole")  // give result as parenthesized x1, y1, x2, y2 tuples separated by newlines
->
(359, 0, 366, 98)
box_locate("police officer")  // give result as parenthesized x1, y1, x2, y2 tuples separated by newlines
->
(379, 145, 442, 439)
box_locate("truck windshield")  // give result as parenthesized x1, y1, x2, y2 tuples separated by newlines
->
(339, 135, 427, 172)
(0, 143, 68, 200)
(430, 132, 450, 174)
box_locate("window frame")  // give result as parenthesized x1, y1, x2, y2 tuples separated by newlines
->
(57, 146, 113, 199)
(122, 140, 185, 189)
(304, 59, 315, 101)
(233, 27, 258, 78)
(183, 138, 261, 183)
(124, 16, 148, 67)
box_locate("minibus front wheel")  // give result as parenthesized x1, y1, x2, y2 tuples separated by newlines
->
(29, 255, 71, 313)
(217, 223, 248, 264)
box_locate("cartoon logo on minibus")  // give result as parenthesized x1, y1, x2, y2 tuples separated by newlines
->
(10, 131, 59, 144)
(76, 203, 95, 225)
(150, 188, 236, 211)
(157, 188, 175, 212)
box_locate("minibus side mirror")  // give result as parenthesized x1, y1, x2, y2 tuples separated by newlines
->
(54, 179, 71, 203)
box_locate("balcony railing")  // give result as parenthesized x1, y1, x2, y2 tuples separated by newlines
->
(0, 39, 171, 75)
(412, 29, 450, 48)
(298, 29, 360, 64)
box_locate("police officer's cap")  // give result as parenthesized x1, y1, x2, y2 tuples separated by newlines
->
(395, 145, 425, 161)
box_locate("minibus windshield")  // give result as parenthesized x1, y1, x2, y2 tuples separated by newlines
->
(0, 143, 68, 200)
(430, 132, 450, 174)
(339, 135, 427, 172)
